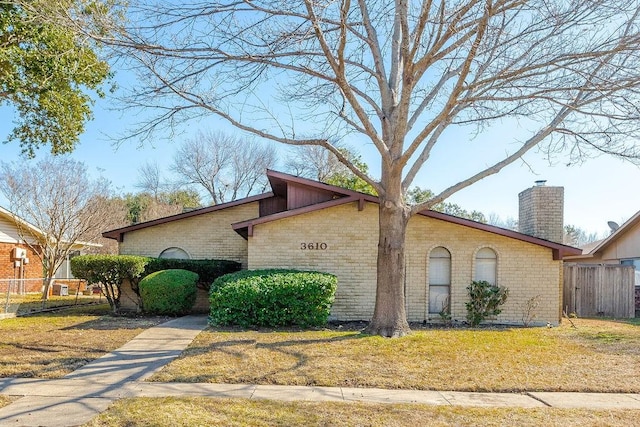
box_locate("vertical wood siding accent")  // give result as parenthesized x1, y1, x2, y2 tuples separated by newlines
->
(286, 183, 336, 210)
(259, 196, 287, 217)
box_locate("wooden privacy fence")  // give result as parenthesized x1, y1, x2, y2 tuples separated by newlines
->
(563, 263, 635, 318)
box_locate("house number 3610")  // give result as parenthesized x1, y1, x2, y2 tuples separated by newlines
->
(300, 242, 328, 250)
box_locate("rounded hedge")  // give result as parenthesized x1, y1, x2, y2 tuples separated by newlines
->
(209, 269, 337, 328)
(139, 269, 199, 315)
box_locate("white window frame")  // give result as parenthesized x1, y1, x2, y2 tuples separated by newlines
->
(429, 247, 451, 314)
(475, 247, 497, 285)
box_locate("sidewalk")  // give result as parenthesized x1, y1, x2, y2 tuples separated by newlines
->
(1, 316, 640, 426)
(0, 315, 209, 427)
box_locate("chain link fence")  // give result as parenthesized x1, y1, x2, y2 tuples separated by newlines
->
(1, 278, 103, 318)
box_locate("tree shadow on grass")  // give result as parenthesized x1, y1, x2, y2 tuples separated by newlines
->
(167, 332, 369, 384)
(0, 355, 97, 378)
(60, 315, 170, 331)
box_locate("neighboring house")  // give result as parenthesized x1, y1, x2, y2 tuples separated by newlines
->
(0, 206, 44, 291)
(0, 206, 90, 293)
(565, 211, 640, 286)
(103, 170, 580, 325)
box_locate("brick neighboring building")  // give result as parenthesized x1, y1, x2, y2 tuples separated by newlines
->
(104, 170, 581, 325)
(0, 207, 45, 292)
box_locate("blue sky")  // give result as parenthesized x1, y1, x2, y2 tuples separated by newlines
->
(1, 74, 639, 237)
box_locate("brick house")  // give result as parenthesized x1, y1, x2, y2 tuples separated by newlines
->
(104, 170, 580, 325)
(1, 206, 94, 294)
(0, 206, 45, 292)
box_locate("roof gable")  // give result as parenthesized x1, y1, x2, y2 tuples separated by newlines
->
(581, 209, 640, 256)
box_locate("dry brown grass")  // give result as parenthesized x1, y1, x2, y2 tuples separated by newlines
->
(0, 305, 169, 378)
(83, 397, 640, 427)
(1, 293, 104, 315)
(151, 318, 640, 393)
(0, 395, 16, 409)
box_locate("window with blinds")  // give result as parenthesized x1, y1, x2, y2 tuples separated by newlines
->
(475, 247, 497, 284)
(429, 247, 451, 313)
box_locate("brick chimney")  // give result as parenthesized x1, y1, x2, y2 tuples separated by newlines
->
(518, 181, 564, 243)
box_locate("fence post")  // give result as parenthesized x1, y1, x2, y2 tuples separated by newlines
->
(3, 280, 10, 314)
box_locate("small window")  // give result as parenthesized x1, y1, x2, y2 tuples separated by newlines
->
(429, 247, 451, 313)
(159, 247, 190, 259)
(475, 247, 497, 284)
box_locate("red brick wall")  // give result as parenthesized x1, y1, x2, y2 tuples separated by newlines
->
(0, 242, 44, 292)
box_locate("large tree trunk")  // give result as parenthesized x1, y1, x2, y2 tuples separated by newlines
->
(364, 194, 412, 337)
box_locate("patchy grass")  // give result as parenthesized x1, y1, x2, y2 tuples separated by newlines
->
(84, 397, 640, 427)
(0, 304, 169, 378)
(151, 318, 640, 392)
(0, 395, 16, 409)
(1, 293, 104, 315)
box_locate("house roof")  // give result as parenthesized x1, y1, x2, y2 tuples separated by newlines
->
(241, 171, 581, 259)
(103, 169, 581, 259)
(0, 205, 46, 240)
(0, 205, 100, 248)
(102, 192, 274, 242)
(566, 209, 640, 259)
(417, 210, 580, 260)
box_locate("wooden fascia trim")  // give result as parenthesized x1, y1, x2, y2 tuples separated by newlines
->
(420, 210, 581, 259)
(102, 192, 273, 240)
(232, 196, 361, 237)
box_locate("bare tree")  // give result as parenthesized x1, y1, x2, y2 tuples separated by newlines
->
(487, 213, 518, 231)
(0, 156, 112, 304)
(172, 130, 277, 204)
(286, 146, 343, 181)
(135, 161, 166, 200)
(83, 0, 640, 336)
(563, 224, 602, 247)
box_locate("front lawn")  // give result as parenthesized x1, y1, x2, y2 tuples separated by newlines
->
(0, 305, 169, 378)
(0, 395, 15, 409)
(150, 318, 640, 393)
(84, 397, 640, 427)
(1, 293, 104, 315)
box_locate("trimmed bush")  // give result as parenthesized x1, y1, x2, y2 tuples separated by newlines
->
(144, 259, 241, 289)
(139, 269, 199, 315)
(71, 255, 148, 313)
(209, 269, 337, 328)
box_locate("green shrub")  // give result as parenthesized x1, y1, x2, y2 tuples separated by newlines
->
(71, 255, 148, 313)
(139, 269, 199, 315)
(209, 269, 337, 328)
(465, 280, 509, 327)
(144, 259, 241, 289)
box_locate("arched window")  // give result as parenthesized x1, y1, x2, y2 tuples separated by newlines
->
(429, 247, 451, 314)
(475, 247, 497, 284)
(159, 247, 190, 259)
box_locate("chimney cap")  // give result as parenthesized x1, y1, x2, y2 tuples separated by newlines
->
(534, 180, 547, 186)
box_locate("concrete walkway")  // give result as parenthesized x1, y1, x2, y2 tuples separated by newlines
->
(0, 315, 209, 427)
(1, 316, 640, 426)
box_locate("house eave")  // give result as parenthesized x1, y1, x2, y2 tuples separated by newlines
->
(419, 210, 582, 259)
(102, 192, 274, 240)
